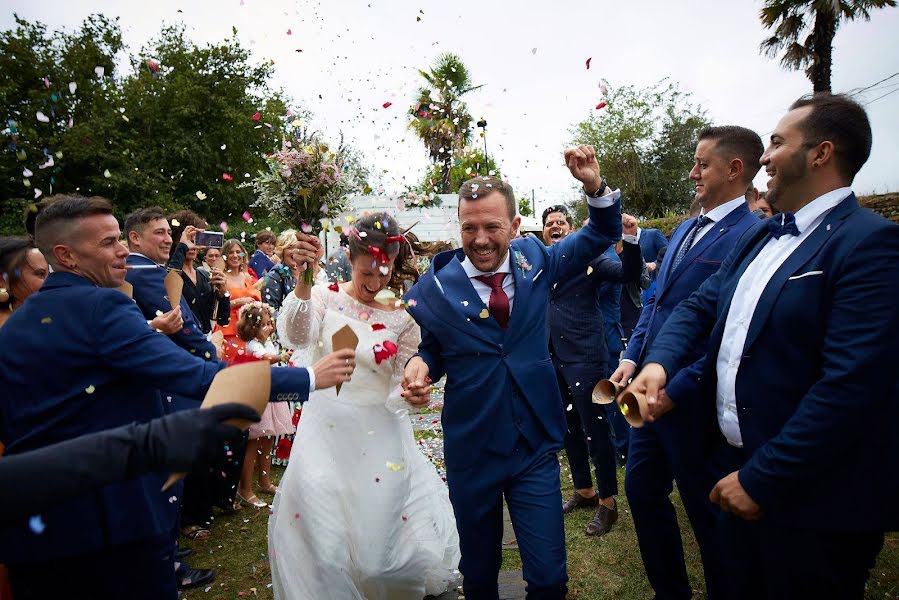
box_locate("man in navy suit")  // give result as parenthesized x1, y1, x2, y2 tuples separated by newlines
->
(402, 147, 622, 599)
(629, 94, 898, 600)
(609, 125, 764, 600)
(637, 223, 668, 272)
(0, 196, 355, 599)
(543, 204, 641, 536)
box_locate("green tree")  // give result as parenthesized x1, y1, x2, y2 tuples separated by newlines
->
(518, 197, 534, 217)
(569, 80, 709, 218)
(417, 147, 499, 195)
(408, 53, 483, 193)
(759, 0, 896, 93)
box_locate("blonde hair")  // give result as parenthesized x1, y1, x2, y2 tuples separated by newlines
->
(222, 239, 249, 273)
(274, 229, 298, 261)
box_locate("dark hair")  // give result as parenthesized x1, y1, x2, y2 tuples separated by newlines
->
(168, 209, 208, 250)
(458, 176, 516, 219)
(34, 195, 115, 260)
(339, 233, 349, 248)
(347, 212, 402, 261)
(236, 302, 273, 342)
(24, 197, 63, 240)
(123, 206, 167, 241)
(698, 125, 764, 184)
(541, 204, 570, 226)
(255, 230, 276, 247)
(0, 237, 37, 309)
(789, 93, 872, 182)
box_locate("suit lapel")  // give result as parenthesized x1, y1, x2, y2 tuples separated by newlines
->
(656, 219, 692, 296)
(420, 254, 502, 346)
(504, 247, 533, 339)
(741, 196, 856, 352)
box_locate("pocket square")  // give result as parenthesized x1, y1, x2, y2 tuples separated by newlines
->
(788, 270, 823, 281)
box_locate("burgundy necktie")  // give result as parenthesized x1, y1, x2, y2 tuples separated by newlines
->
(474, 273, 510, 330)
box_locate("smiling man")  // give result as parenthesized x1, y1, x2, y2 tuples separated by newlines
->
(608, 125, 763, 600)
(626, 94, 899, 599)
(403, 148, 622, 599)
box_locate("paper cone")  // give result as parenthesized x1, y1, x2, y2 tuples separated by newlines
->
(117, 280, 133, 299)
(161, 361, 272, 491)
(210, 330, 224, 355)
(617, 390, 650, 428)
(164, 270, 184, 311)
(592, 379, 620, 405)
(331, 324, 358, 395)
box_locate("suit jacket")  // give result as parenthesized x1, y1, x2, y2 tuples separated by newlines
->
(646, 195, 899, 531)
(625, 202, 758, 407)
(597, 247, 626, 357)
(639, 227, 669, 263)
(405, 197, 621, 470)
(0, 272, 311, 562)
(547, 239, 641, 364)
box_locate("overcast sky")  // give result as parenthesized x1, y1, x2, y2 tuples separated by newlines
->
(6, 0, 899, 216)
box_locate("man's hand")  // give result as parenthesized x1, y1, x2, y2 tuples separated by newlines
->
(149, 306, 183, 335)
(710, 471, 763, 520)
(401, 356, 432, 408)
(622, 213, 638, 236)
(647, 388, 674, 422)
(608, 361, 637, 387)
(646, 261, 657, 274)
(311, 348, 356, 390)
(623, 362, 668, 416)
(179, 225, 199, 250)
(564, 145, 603, 194)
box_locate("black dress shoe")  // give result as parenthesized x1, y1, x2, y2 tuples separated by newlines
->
(174, 547, 193, 560)
(177, 567, 215, 590)
(562, 492, 600, 514)
(585, 499, 618, 536)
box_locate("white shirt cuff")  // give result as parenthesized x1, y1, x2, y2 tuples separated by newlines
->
(620, 358, 638, 367)
(585, 188, 621, 208)
(307, 367, 316, 393)
(622, 234, 638, 244)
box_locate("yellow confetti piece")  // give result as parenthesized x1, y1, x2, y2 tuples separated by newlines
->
(40, 316, 52, 324)
(586, 266, 594, 275)
(85, 385, 96, 394)
(620, 403, 630, 415)
(386, 461, 405, 472)
(170, 219, 180, 227)
(374, 289, 396, 305)
(103, 169, 111, 178)
(479, 309, 489, 319)
(195, 191, 207, 200)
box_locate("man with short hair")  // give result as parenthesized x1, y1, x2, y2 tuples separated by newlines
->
(609, 125, 764, 599)
(0, 195, 354, 599)
(403, 147, 622, 599)
(542, 204, 642, 537)
(628, 93, 899, 600)
(248, 230, 277, 277)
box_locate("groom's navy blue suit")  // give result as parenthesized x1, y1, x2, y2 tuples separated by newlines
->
(623, 201, 758, 600)
(406, 195, 621, 599)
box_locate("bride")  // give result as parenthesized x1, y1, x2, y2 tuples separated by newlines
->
(269, 212, 460, 599)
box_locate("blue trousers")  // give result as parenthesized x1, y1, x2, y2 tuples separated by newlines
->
(553, 358, 617, 498)
(624, 407, 727, 600)
(446, 440, 567, 600)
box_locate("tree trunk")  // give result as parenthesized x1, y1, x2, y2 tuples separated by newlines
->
(440, 156, 453, 194)
(809, 6, 838, 92)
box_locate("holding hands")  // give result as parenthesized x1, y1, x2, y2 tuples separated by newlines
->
(564, 145, 603, 194)
(401, 356, 432, 409)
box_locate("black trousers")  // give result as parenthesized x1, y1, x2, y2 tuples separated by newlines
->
(8, 536, 176, 600)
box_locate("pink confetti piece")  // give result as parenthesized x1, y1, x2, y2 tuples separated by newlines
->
(382, 101, 393, 109)
(222, 172, 233, 182)
(586, 57, 592, 70)
(242, 211, 252, 222)
(252, 112, 261, 121)
(220, 221, 229, 233)
(595, 101, 607, 110)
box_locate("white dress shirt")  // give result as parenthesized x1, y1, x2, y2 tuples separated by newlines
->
(716, 187, 852, 447)
(691, 195, 746, 247)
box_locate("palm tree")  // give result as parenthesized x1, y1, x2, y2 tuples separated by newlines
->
(408, 53, 483, 193)
(759, 0, 896, 92)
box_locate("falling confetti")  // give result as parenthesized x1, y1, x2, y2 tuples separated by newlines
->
(595, 102, 607, 110)
(252, 112, 261, 121)
(94, 66, 105, 78)
(586, 57, 592, 70)
(386, 461, 405, 472)
(586, 266, 594, 275)
(68, 81, 77, 94)
(28, 515, 45, 535)
(40, 316, 52, 324)
(220, 221, 229, 233)
(196, 191, 207, 200)
(85, 385, 96, 394)
(382, 101, 393, 109)
(242, 211, 252, 222)
(479, 309, 489, 319)
(35, 112, 50, 123)
(222, 172, 234, 182)
(103, 169, 111, 178)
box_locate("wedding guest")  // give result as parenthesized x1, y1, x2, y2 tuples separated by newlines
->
(220, 239, 261, 362)
(248, 230, 278, 278)
(168, 210, 230, 335)
(198, 247, 221, 277)
(0, 195, 348, 600)
(0, 238, 48, 328)
(262, 230, 300, 312)
(628, 93, 898, 600)
(325, 233, 352, 282)
(235, 303, 295, 508)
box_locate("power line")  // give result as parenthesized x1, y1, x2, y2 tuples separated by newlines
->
(850, 71, 899, 95)
(862, 86, 899, 106)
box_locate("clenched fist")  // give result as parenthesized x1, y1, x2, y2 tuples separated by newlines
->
(564, 145, 603, 194)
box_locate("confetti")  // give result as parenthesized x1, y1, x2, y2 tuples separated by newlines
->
(374, 289, 396, 305)
(386, 461, 405, 471)
(85, 385, 96, 394)
(196, 191, 207, 200)
(531, 48, 538, 55)
(40, 316, 52, 324)
(252, 112, 261, 121)
(586, 57, 592, 70)
(595, 101, 607, 110)
(68, 82, 77, 94)
(479, 309, 489, 319)
(22, 168, 33, 178)
(28, 515, 45, 535)
(586, 266, 594, 275)
(242, 211, 252, 222)
(103, 169, 111, 178)
(220, 221, 229, 233)
(286, 28, 292, 35)
(222, 172, 233, 182)
(94, 66, 105, 78)
(35, 111, 50, 123)
(382, 101, 393, 109)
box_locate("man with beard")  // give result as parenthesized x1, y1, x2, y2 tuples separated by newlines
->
(608, 125, 763, 600)
(626, 93, 899, 600)
(543, 205, 642, 537)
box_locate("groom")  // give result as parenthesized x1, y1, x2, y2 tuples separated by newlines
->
(402, 146, 622, 599)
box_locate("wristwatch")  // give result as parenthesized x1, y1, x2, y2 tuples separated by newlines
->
(585, 177, 608, 198)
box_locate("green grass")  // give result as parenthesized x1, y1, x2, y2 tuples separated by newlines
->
(181, 461, 899, 600)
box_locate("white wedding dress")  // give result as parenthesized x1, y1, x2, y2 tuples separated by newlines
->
(269, 284, 460, 599)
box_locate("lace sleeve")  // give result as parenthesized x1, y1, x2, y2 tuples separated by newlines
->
(276, 285, 326, 350)
(394, 313, 422, 383)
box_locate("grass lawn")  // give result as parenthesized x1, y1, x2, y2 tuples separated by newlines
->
(181, 444, 899, 600)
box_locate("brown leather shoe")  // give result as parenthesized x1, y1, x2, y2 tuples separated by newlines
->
(585, 499, 618, 536)
(562, 492, 600, 514)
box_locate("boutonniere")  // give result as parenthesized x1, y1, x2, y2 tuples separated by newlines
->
(513, 250, 532, 278)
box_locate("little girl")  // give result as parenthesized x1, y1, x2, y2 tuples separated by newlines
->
(235, 302, 295, 508)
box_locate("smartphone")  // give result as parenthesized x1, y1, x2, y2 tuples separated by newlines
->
(195, 230, 224, 248)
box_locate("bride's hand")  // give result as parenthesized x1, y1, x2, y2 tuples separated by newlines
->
(401, 356, 431, 408)
(311, 348, 356, 389)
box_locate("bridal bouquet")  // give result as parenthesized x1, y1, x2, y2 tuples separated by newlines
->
(243, 134, 364, 284)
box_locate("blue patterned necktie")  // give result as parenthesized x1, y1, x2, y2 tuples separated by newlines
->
(767, 212, 800, 239)
(671, 215, 711, 270)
